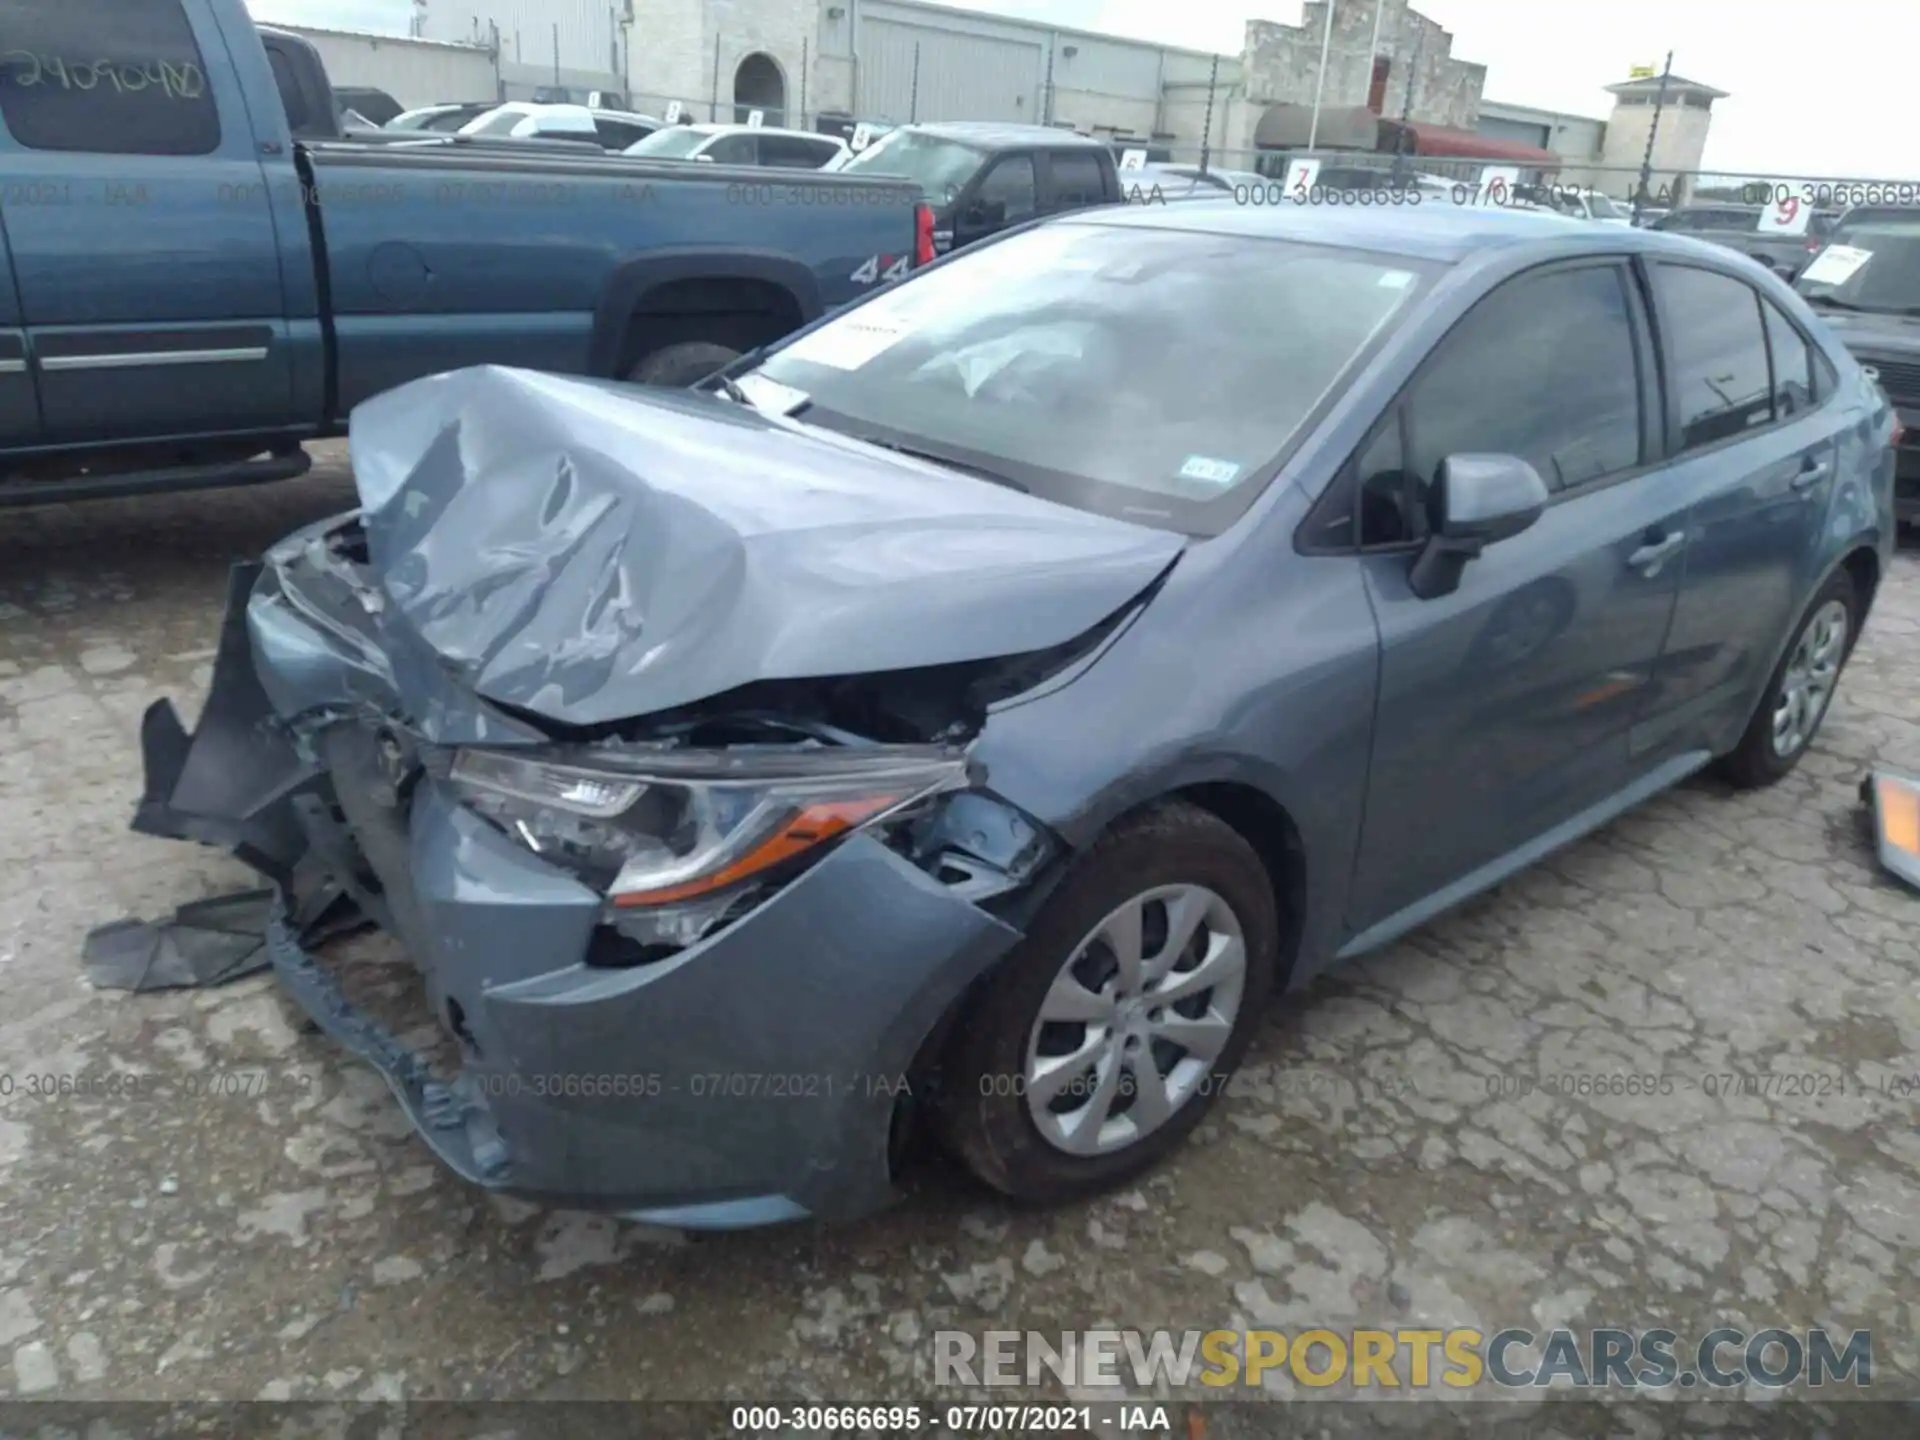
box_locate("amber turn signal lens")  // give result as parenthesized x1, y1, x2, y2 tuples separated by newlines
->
(1876, 776, 1920, 856)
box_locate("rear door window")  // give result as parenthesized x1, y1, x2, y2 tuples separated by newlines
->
(704, 133, 757, 165)
(1759, 299, 1818, 418)
(0, 0, 221, 154)
(1651, 264, 1777, 449)
(758, 134, 832, 168)
(592, 118, 651, 149)
(1044, 150, 1107, 210)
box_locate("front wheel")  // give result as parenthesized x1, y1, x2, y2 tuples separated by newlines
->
(624, 340, 741, 388)
(938, 802, 1277, 1204)
(1715, 569, 1858, 788)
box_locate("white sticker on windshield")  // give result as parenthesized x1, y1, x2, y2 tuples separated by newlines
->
(734, 373, 810, 414)
(1179, 455, 1242, 487)
(1799, 244, 1872, 287)
(1378, 270, 1414, 289)
(779, 318, 909, 370)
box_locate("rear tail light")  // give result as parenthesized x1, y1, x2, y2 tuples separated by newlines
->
(1893, 416, 1907, 449)
(913, 203, 936, 267)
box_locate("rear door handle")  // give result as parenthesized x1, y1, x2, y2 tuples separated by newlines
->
(1628, 531, 1685, 571)
(1791, 457, 1830, 491)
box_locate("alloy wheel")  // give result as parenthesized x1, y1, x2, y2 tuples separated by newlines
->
(1023, 884, 1247, 1157)
(1770, 597, 1849, 758)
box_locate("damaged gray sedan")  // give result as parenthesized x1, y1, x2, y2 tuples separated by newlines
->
(136, 202, 1897, 1228)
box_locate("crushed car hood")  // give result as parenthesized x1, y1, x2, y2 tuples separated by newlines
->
(345, 366, 1184, 728)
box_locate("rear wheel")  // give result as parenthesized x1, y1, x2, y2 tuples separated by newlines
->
(1715, 569, 1857, 788)
(938, 802, 1277, 1204)
(624, 340, 741, 388)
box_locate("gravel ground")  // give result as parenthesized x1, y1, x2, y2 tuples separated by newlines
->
(0, 447, 1915, 1434)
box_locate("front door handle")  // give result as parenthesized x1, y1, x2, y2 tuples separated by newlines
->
(1791, 457, 1831, 491)
(1627, 531, 1685, 572)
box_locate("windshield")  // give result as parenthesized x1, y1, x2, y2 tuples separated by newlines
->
(1795, 211, 1920, 314)
(1586, 193, 1624, 219)
(749, 221, 1432, 535)
(627, 127, 714, 158)
(837, 131, 986, 204)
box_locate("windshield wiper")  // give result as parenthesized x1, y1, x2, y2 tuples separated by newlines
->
(701, 371, 752, 404)
(850, 434, 1029, 492)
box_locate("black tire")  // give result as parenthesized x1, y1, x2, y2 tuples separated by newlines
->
(625, 340, 741, 388)
(937, 801, 1278, 1204)
(1715, 568, 1859, 789)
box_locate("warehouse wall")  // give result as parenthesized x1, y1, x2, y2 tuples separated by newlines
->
(277, 26, 500, 107)
(420, 0, 618, 74)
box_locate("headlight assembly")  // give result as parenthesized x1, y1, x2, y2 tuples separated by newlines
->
(445, 745, 969, 908)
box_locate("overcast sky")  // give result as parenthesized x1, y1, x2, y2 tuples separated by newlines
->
(254, 0, 1913, 178)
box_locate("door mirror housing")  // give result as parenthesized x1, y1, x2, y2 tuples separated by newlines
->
(958, 198, 1006, 239)
(1408, 453, 1550, 600)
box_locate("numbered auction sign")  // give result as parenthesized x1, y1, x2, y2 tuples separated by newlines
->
(1119, 148, 1147, 172)
(850, 122, 874, 152)
(1477, 166, 1520, 207)
(747, 109, 765, 128)
(664, 100, 685, 123)
(1281, 157, 1321, 202)
(1758, 192, 1812, 236)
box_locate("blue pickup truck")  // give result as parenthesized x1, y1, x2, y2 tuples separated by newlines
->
(0, 0, 930, 505)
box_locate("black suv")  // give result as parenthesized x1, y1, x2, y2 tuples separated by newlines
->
(1795, 205, 1920, 522)
(834, 122, 1122, 254)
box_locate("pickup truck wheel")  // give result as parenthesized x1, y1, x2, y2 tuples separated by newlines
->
(937, 802, 1277, 1205)
(625, 341, 740, 388)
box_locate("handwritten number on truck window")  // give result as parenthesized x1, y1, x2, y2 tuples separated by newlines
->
(2, 53, 205, 100)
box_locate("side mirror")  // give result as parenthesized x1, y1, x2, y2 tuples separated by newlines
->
(961, 199, 1006, 233)
(1407, 453, 1550, 600)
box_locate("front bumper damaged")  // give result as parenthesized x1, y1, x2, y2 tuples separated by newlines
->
(133, 550, 1030, 1228)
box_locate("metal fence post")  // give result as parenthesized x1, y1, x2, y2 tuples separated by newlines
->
(710, 32, 721, 121)
(1389, 23, 1423, 185)
(910, 43, 920, 122)
(800, 38, 808, 126)
(1631, 50, 1674, 224)
(1199, 53, 1219, 175)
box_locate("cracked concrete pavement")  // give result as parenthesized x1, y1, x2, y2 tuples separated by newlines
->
(0, 447, 1916, 1422)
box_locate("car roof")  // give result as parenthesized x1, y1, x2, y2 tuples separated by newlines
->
(906, 121, 1107, 150)
(1064, 198, 1731, 263)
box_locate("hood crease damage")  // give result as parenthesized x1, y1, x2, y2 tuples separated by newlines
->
(333, 364, 1186, 735)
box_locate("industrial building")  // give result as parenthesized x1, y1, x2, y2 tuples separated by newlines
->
(276, 0, 1717, 184)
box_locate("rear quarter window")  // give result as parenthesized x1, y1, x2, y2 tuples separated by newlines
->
(0, 0, 220, 155)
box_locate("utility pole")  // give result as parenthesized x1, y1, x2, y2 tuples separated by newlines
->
(1306, 0, 1337, 151)
(1631, 50, 1674, 225)
(1199, 53, 1219, 174)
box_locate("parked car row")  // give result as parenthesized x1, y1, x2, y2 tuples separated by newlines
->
(0, 1, 933, 505)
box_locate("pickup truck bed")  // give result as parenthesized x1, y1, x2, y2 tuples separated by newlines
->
(0, 2, 926, 504)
